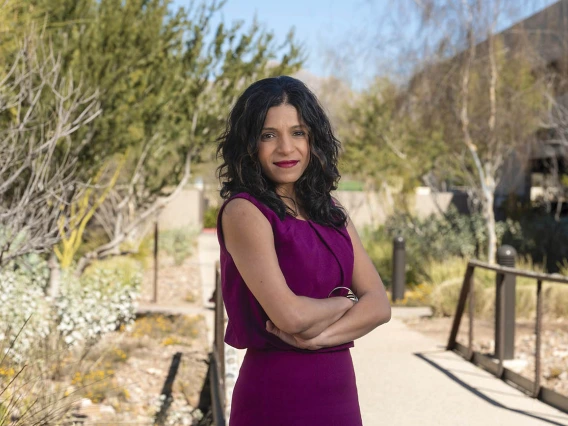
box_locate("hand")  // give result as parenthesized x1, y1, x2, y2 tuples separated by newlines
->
(266, 320, 323, 350)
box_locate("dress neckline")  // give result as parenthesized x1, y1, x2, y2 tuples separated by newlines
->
(286, 213, 311, 223)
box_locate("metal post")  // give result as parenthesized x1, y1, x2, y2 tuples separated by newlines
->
(534, 280, 543, 398)
(468, 272, 475, 361)
(392, 236, 406, 302)
(495, 245, 516, 360)
(153, 220, 159, 303)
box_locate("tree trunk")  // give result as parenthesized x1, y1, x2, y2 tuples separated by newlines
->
(483, 187, 497, 263)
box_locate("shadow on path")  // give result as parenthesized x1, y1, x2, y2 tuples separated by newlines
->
(414, 351, 568, 425)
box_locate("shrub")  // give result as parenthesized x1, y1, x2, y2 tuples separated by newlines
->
(56, 257, 142, 348)
(71, 365, 129, 403)
(130, 314, 203, 342)
(0, 321, 80, 425)
(361, 206, 512, 286)
(0, 255, 143, 423)
(502, 210, 568, 273)
(158, 227, 199, 265)
(203, 205, 220, 229)
(0, 255, 51, 363)
(423, 255, 568, 319)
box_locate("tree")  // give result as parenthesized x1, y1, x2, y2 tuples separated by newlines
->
(9, 0, 303, 273)
(400, 0, 549, 262)
(0, 30, 100, 266)
(340, 77, 446, 193)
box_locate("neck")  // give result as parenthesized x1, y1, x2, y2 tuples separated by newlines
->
(275, 185, 300, 215)
(275, 184, 296, 201)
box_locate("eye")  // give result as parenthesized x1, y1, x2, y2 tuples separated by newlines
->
(293, 131, 306, 137)
(261, 133, 275, 140)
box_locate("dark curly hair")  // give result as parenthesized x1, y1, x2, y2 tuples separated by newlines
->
(216, 76, 347, 228)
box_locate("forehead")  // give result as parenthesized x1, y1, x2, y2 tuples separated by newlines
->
(263, 104, 304, 126)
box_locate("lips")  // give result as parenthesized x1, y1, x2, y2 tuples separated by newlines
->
(274, 160, 299, 168)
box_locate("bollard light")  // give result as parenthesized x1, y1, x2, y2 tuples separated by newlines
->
(495, 245, 517, 360)
(392, 236, 406, 302)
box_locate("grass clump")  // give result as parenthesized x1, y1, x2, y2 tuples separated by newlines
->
(71, 365, 129, 404)
(130, 314, 203, 343)
(159, 228, 199, 266)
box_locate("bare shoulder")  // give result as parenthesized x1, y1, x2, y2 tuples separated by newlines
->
(221, 197, 272, 248)
(222, 197, 264, 221)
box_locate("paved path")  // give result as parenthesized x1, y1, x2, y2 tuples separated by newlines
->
(195, 230, 568, 425)
(353, 311, 568, 425)
(197, 231, 218, 346)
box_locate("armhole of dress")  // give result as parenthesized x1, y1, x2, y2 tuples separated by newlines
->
(216, 193, 272, 253)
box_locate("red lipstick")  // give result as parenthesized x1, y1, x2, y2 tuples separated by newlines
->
(274, 160, 299, 168)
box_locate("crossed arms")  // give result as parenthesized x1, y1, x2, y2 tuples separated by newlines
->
(221, 198, 392, 350)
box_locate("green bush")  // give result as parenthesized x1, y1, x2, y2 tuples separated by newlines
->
(501, 211, 568, 273)
(361, 206, 513, 286)
(203, 205, 221, 229)
(56, 257, 142, 348)
(158, 227, 198, 265)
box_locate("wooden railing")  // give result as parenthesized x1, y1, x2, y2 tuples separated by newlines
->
(209, 261, 226, 426)
(447, 260, 568, 414)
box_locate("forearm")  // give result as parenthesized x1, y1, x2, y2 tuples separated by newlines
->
(313, 291, 391, 348)
(290, 295, 353, 337)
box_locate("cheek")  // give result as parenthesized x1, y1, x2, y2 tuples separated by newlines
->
(257, 145, 269, 164)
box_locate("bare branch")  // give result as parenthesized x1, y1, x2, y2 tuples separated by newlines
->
(74, 150, 192, 274)
(0, 32, 101, 265)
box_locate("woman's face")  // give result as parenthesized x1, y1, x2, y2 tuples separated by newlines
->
(257, 103, 310, 195)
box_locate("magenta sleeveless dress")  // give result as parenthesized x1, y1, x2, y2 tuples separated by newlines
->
(217, 192, 363, 426)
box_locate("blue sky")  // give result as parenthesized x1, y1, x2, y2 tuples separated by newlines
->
(171, 0, 391, 84)
(171, 0, 558, 86)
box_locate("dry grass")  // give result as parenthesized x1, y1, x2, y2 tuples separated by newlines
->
(0, 325, 81, 425)
(395, 256, 568, 320)
(0, 313, 206, 423)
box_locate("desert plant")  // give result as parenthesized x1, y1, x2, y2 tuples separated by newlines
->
(0, 255, 51, 363)
(55, 257, 142, 351)
(0, 321, 81, 425)
(158, 227, 199, 266)
(203, 205, 221, 229)
(424, 255, 568, 319)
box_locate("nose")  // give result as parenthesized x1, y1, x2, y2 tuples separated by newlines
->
(277, 134, 294, 155)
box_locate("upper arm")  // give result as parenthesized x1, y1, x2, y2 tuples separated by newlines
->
(331, 196, 382, 295)
(345, 219, 383, 296)
(346, 218, 391, 322)
(221, 198, 301, 333)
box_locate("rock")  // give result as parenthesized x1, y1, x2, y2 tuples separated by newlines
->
(107, 396, 120, 409)
(146, 368, 163, 376)
(99, 404, 116, 415)
(80, 398, 93, 408)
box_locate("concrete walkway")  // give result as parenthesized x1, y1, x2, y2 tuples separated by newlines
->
(195, 230, 568, 425)
(197, 230, 218, 346)
(353, 311, 568, 426)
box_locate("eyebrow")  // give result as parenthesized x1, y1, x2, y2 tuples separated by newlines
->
(261, 125, 306, 131)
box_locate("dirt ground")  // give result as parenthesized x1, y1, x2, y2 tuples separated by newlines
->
(402, 314, 568, 397)
(65, 250, 211, 426)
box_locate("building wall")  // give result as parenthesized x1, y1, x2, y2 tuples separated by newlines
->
(334, 187, 464, 230)
(158, 186, 468, 231)
(158, 187, 204, 230)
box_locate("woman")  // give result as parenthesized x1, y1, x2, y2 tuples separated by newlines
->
(216, 75, 391, 425)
